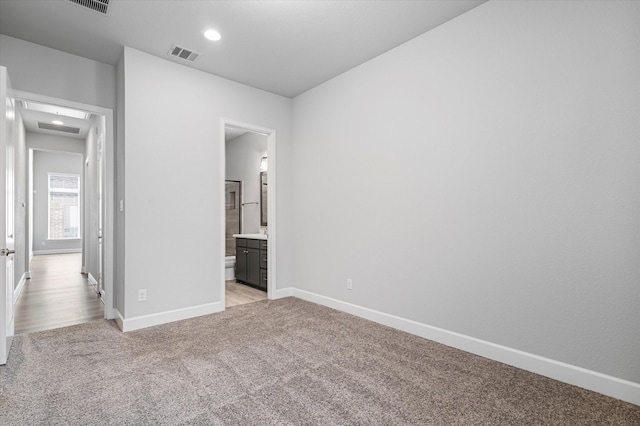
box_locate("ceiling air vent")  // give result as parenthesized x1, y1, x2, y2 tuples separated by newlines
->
(68, 0, 109, 15)
(168, 45, 201, 62)
(38, 122, 81, 134)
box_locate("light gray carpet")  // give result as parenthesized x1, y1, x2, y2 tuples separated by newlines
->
(1, 297, 638, 425)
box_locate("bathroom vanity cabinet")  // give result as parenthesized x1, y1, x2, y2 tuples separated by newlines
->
(235, 237, 267, 291)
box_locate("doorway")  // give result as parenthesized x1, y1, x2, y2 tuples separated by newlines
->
(221, 119, 276, 308)
(12, 90, 115, 329)
(15, 145, 101, 334)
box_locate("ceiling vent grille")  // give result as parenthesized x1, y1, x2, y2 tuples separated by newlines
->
(68, 0, 109, 15)
(168, 45, 201, 62)
(38, 122, 81, 134)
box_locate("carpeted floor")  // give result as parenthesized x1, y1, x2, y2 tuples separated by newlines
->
(0, 297, 638, 425)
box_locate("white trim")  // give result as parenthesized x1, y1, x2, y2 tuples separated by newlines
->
(88, 273, 98, 287)
(13, 273, 27, 304)
(291, 289, 640, 406)
(33, 248, 82, 255)
(104, 305, 115, 320)
(274, 287, 294, 299)
(117, 301, 224, 332)
(219, 118, 277, 308)
(25, 270, 31, 280)
(219, 121, 226, 308)
(14, 90, 116, 321)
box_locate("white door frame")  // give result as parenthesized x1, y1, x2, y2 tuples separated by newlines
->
(14, 90, 115, 320)
(1, 66, 16, 364)
(219, 118, 277, 306)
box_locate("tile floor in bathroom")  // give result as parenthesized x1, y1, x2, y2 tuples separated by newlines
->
(225, 280, 267, 307)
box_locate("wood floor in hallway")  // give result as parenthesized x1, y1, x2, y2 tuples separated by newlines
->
(14, 253, 104, 335)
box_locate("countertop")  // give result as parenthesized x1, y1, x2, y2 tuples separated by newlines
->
(232, 233, 267, 240)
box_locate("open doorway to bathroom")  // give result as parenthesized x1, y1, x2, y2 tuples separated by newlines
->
(224, 124, 269, 307)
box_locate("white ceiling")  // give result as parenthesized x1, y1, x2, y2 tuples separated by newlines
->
(225, 125, 249, 142)
(19, 101, 93, 140)
(0, 0, 485, 98)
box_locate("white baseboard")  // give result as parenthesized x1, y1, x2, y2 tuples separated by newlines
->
(33, 248, 82, 255)
(273, 287, 294, 299)
(25, 270, 31, 280)
(292, 289, 640, 406)
(117, 301, 224, 332)
(13, 273, 27, 304)
(88, 273, 98, 287)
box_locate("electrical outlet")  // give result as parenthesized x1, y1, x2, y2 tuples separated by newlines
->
(138, 289, 147, 302)
(346, 279, 353, 290)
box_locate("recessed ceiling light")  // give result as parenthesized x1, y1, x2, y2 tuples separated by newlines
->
(204, 29, 221, 41)
(52, 120, 64, 125)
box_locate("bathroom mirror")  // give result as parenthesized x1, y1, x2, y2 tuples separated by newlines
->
(260, 171, 268, 226)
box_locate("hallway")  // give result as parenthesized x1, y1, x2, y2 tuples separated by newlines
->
(14, 253, 104, 335)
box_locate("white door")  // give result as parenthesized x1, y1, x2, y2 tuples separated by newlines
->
(0, 66, 16, 365)
(97, 134, 104, 296)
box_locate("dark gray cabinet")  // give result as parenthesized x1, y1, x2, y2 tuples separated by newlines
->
(259, 240, 268, 290)
(235, 238, 267, 291)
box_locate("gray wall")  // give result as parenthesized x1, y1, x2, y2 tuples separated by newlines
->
(121, 46, 292, 318)
(226, 132, 267, 234)
(291, 0, 640, 383)
(0, 34, 116, 109)
(32, 148, 84, 253)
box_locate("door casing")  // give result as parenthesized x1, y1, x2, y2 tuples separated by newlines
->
(220, 118, 277, 306)
(0, 66, 16, 364)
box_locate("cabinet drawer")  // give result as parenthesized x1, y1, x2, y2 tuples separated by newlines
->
(247, 239, 260, 249)
(259, 240, 267, 251)
(236, 238, 247, 248)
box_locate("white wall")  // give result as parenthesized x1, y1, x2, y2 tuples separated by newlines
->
(115, 51, 125, 314)
(121, 47, 292, 319)
(31, 146, 84, 254)
(27, 132, 86, 154)
(226, 132, 267, 234)
(291, 0, 640, 385)
(0, 34, 115, 109)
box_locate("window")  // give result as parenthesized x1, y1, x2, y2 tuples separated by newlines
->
(48, 173, 80, 240)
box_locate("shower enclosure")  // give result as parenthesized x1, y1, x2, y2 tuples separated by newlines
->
(225, 180, 242, 256)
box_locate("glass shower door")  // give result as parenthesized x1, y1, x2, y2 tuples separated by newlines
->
(225, 181, 241, 256)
